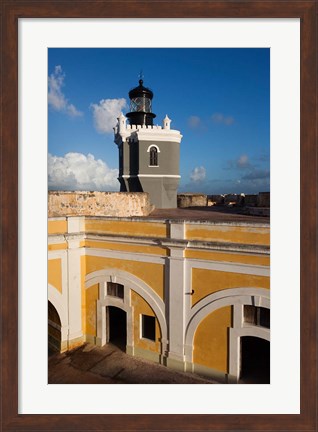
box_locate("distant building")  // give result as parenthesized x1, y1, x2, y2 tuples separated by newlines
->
(114, 80, 182, 208)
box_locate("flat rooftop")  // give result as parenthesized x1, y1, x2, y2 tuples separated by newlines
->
(146, 206, 270, 224)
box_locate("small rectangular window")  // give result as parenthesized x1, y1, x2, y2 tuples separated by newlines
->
(107, 282, 124, 299)
(244, 305, 270, 328)
(141, 315, 156, 341)
(244, 305, 257, 325)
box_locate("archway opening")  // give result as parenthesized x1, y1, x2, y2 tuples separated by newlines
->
(240, 336, 270, 384)
(107, 306, 127, 352)
(48, 301, 61, 356)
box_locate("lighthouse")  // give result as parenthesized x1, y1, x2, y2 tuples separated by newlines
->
(114, 79, 182, 209)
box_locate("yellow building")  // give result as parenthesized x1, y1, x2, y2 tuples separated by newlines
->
(48, 197, 270, 384)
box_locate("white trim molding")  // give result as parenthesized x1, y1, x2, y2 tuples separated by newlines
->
(188, 259, 270, 277)
(122, 174, 180, 179)
(138, 174, 180, 178)
(85, 248, 165, 265)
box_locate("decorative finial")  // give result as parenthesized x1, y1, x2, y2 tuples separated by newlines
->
(163, 114, 171, 130)
(138, 70, 144, 85)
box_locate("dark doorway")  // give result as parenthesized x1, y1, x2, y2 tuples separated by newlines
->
(48, 301, 61, 356)
(107, 306, 127, 352)
(240, 336, 270, 384)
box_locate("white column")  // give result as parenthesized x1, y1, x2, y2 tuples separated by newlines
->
(166, 246, 187, 370)
(66, 218, 84, 344)
(96, 299, 106, 346)
(166, 222, 187, 370)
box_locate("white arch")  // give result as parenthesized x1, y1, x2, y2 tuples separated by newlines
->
(48, 284, 68, 340)
(147, 144, 160, 153)
(185, 288, 270, 357)
(85, 268, 167, 347)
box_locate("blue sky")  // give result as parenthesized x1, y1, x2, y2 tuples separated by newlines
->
(48, 48, 269, 194)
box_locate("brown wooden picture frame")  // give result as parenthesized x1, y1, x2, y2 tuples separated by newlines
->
(1, 1, 317, 431)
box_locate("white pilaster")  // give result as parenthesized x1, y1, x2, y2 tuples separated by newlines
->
(170, 221, 185, 240)
(67, 216, 85, 233)
(96, 299, 106, 346)
(166, 245, 187, 369)
(66, 219, 83, 343)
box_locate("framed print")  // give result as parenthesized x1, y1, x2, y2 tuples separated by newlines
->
(1, 1, 317, 431)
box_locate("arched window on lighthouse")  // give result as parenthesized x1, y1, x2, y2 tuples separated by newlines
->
(149, 146, 158, 166)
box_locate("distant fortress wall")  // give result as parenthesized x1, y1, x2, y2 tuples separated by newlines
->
(177, 193, 208, 208)
(178, 192, 270, 209)
(48, 191, 154, 217)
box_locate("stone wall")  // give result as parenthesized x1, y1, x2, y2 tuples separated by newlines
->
(244, 194, 258, 207)
(48, 191, 154, 217)
(178, 192, 270, 209)
(208, 195, 225, 206)
(258, 192, 270, 208)
(224, 194, 245, 206)
(177, 193, 207, 208)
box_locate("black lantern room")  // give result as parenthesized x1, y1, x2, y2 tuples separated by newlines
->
(126, 79, 156, 126)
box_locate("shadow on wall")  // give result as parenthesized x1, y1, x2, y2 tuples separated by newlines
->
(48, 301, 61, 355)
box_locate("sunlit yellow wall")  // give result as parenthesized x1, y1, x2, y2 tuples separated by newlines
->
(131, 290, 161, 354)
(186, 224, 269, 246)
(185, 249, 270, 266)
(193, 306, 232, 373)
(85, 219, 167, 238)
(48, 216, 270, 366)
(48, 259, 62, 293)
(48, 243, 67, 251)
(85, 240, 168, 256)
(85, 283, 99, 337)
(85, 256, 165, 300)
(192, 268, 270, 306)
(48, 219, 67, 234)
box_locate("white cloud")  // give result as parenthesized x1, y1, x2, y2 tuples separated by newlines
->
(236, 154, 250, 169)
(66, 104, 81, 117)
(188, 115, 202, 128)
(48, 152, 119, 191)
(224, 154, 252, 170)
(91, 98, 127, 134)
(48, 65, 82, 117)
(190, 166, 206, 182)
(211, 113, 234, 125)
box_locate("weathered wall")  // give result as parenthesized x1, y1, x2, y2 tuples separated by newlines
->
(177, 193, 207, 208)
(48, 191, 154, 217)
(208, 192, 270, 208)
(208, 195, 225, 206)
(258, 192, 270, 207)
(244, 194, 258, 207)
